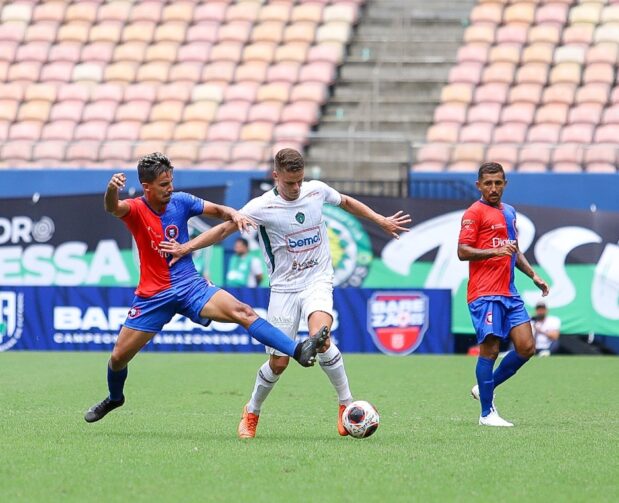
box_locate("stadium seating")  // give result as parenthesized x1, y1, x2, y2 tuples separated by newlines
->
(415, 0, 619, 173)
(0, 0, 364, 168)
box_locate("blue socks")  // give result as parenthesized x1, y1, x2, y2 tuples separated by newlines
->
(476, 352, 530, 417)
(107, 364, 127, 401)
(476, 357, 495, 417)
(493, 350, 529, 388)
(248, 318, 296, 357)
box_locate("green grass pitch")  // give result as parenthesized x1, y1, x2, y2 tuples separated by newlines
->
(1, 353, 617, 502)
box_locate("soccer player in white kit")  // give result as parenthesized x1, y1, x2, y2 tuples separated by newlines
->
(160, 148, 410, 438)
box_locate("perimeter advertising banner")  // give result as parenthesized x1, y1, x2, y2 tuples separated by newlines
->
(0, 287, 452, 354)
(0, 188, 227, 287)
(2, 190, 618, 336)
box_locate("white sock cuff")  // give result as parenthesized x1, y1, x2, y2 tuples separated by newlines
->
(258, 361, 279, 384)
(318, 343, 342, 365)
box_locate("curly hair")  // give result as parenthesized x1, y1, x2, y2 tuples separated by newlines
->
(137, 152, 174, 183)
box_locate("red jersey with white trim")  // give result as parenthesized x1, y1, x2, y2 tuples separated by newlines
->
(458, 200, 519, 303)
(121, 192, 205, 297)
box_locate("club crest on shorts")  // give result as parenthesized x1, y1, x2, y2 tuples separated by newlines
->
(164, 225, 179, 240)
(295, 212, 305, 224)
(128, 307, 141, 319)
(367, 292, 428, 355)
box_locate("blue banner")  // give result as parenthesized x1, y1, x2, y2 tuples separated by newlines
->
(0, 287, 452, 354)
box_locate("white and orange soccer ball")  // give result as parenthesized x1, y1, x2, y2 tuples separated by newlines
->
(342, 400, 380, 439)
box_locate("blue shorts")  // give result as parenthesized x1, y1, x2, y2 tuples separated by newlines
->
(123, 278, 220, 333)
(468, 295, 530, 344)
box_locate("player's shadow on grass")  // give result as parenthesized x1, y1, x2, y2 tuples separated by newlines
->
(86, 430, 239, 441)
(85, 430, 345, 442)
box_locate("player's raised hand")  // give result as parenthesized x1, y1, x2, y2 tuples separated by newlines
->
(108, 173, 126, 191)
(381, 210, 412, 239)
(159, 238, 187, 266)
(230, 211, 257, 233)
(533, 274, 550, 297)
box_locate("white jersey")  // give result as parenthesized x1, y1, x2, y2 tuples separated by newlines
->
(241, 180, 342, 292)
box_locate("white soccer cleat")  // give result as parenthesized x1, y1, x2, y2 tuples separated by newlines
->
(479, 410, 514, 427)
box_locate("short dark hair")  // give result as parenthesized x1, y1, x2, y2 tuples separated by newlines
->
(478, 162, 505, 180)
(137, 152, 174, 183)
(236, 237, 249, 248)
(274, 148, 304, 173)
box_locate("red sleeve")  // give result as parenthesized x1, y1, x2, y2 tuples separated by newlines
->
(458, 207, 479, 246)
(120, 197, 139, 222)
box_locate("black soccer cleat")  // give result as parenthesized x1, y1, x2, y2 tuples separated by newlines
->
(294, 325, 330, 367)
(84, 396, 125, 423)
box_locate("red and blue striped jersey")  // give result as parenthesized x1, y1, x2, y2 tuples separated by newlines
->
(121, 192, 205, 297)
(458, 200, 519, 303)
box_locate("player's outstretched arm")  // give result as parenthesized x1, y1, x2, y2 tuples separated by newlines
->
(104, 173, 130, 218)
(202, 202, 256, 233)
(516, 248, 549, 296)
(339, 194, 411, 239)
(159, 220, 238, 265)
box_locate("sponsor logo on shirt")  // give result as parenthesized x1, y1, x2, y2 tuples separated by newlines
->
(492, 238, 517, 248)
(292, 258, 319, 271)
(286, 226, 322, 252)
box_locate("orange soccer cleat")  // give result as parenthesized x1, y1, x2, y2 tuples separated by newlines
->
(338, 404, 349, 436)
(238, 405, 259, 439)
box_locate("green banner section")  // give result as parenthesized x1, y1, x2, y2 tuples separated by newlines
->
(365, 260, 615, 336)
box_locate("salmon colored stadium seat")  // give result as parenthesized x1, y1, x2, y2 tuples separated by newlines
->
(467, 102, 501, 124)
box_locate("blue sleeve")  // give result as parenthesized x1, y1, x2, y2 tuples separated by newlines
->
(177, 192, 205, 218)
(502, 204, 518, 240)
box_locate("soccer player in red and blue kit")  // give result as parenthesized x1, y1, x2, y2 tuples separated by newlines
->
(84, 153, 327, 423)
(458, 162, 549, 427)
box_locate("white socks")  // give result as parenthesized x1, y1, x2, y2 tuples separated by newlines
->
(246, 343, 353, 415)
(247, 361, 279, 415)
(318, 343, 352, 405)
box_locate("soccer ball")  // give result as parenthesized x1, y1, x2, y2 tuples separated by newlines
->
(342, 400, 380, 439)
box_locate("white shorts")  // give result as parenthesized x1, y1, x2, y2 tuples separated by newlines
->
(266, 281, 334, 356)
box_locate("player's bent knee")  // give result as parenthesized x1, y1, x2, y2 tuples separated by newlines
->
(270, 356, 289, 374)
(109, 351, 129, 371)
(518, 343, 535, 359)
(233, 301, 258, 326)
